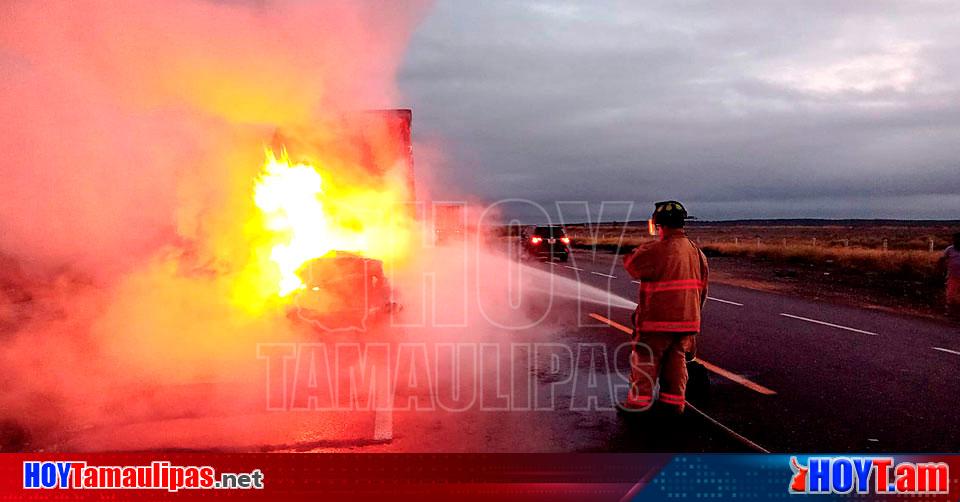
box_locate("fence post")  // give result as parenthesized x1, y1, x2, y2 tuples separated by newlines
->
(844, 239, 849, 247)
(756, 237, 761, 248)
(882, 239, 888, 251)
(734, 237, 738, 245)
(812, 237, 817, 246)
(929, 238, 935, 252)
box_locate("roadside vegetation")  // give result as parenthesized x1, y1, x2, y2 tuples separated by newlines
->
(698, 242, 941, 284)
(562, 223, 957, 286)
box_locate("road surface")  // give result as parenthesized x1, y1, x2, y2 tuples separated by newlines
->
(41, 247, 960, 453)
(540, 248, 960, 452)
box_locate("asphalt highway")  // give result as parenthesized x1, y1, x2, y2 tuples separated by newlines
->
(46, 247, 960, 454)
(541, 249, 960, 452)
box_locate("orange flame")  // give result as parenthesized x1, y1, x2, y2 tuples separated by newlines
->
(233, 148, 414, 310)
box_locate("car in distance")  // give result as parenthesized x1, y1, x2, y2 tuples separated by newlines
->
(521, 225, 570, 262)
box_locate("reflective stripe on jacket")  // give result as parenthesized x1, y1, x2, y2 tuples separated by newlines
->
(623, 230, 708, 334)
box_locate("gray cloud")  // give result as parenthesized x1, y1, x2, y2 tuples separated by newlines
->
(399, 0, 960, 221)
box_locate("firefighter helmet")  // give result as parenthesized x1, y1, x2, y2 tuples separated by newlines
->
(652, 200, 687, 228)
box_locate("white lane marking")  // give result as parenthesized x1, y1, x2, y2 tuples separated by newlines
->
(707, 297, 743, 306)
(779, 313, 878, 336)
(631, 280, 641, 285)
(932, 347, 960, 356)
(590, 271, 616, 278)
(564, 265, 583, 271)
(547, 262, 556, 266)
(373, 375, 393, 441)
(373, 408, 392, 441)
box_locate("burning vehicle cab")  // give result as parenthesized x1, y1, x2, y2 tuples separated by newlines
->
(266, 109, 414, 332)
(290, 251, 399, 332)
(522, 225, 571, 262)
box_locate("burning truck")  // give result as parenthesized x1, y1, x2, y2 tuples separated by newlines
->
(0, 110, 419, 452)
(242, 109, 416, 332)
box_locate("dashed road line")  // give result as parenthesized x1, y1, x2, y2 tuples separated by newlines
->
(932, 347, 960, 356)
(707, 297, 743, 306)
(694, 359, 776, 396)
(779, 313, 878, 336)
(588, 313, 633, 334)
(588, 313, 777, 396)
(590, 271, 617, 279)
(631, 280, 641, 285)
(564, 265, 583, 271)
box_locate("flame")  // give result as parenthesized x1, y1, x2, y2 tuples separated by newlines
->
(234, 148, 413, 308)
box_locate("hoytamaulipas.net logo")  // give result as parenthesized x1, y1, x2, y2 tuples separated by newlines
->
(789, 456, 949, 495)
(23, 461, 264, 492)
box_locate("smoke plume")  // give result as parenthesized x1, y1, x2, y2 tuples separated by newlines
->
(0, 0, 431, 450)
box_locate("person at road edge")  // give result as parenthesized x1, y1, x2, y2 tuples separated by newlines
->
(939, 232, 960, 319)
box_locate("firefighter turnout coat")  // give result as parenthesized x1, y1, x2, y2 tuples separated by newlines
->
(623, 230, 709, 334)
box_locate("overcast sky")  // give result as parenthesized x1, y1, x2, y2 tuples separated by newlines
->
(398, 0, 960, 222)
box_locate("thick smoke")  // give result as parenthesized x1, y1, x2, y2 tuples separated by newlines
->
(0, 0, 426, 273)
(0, 0, 432, 450)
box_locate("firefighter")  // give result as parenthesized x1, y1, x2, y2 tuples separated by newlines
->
(620, 200, 708, 414)
(939, 232, 960, 318)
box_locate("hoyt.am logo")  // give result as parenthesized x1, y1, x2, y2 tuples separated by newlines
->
(789, 456, 949, 495)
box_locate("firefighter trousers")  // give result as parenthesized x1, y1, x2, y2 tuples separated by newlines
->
(627, 331, 696, 412)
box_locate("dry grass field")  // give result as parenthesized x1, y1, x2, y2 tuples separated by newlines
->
(697, 242, 939, 280)
(560, 221, 960, 319)
(566, 223, 955, 279)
